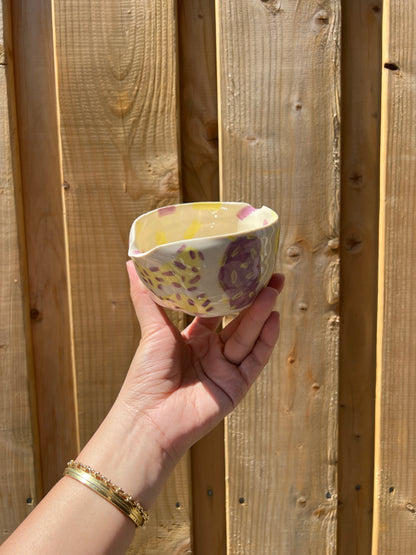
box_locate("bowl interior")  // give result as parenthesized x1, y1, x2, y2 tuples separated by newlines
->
(130, 202, 278, 255)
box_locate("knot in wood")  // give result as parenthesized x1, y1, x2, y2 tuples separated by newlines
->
(345, 233, 363, 253)
(312, 9, 330, 33)
(260, 0, 282, 15)
(244, 135, 259, 145)
(313, 507, 326, 519)
(286, 245, 301, 263)
(297, 496, 307, 507)
(328, 314, 340, 329)
(349, 172, 364, 189)
(315, 10, 330, 24)
(159, 169, 179, 194)
(327, 237, 339, 250)
(406, 502, 416, 514)
(30, 308, 42, 321)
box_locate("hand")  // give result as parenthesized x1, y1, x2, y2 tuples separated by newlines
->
(120, 261, 284, 463)
(0, 263, 284, 554)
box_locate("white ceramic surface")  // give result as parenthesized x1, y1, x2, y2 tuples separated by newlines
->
(128, 202, 280, 317)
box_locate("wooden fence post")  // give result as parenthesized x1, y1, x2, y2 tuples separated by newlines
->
(216, 1, 341, 552)
(0, 0, 39, 539)
(52, 1, 191, 552)
(338, 1, 382, 552)
(373, 1, 416, 551)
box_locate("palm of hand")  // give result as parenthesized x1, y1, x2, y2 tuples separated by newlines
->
(122, 261, 283, 460)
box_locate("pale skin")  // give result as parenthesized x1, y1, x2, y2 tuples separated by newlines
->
(1, 261, 284, 554)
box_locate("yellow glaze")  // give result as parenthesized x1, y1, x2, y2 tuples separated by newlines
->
(191, 202, 222, 211)
(184, 220, 202, 240)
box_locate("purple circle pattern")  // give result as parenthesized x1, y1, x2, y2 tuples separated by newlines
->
(218, 234, 261, 310)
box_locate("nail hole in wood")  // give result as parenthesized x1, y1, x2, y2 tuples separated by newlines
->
(384, 62, 399, 71)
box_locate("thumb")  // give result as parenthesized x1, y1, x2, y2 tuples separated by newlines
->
(126, 260, 171, 335)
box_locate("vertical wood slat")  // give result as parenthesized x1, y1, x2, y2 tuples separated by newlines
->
(52, 1, 192, 552)
(190, 425, 226, 554)
(338, 1, 382, 553)
(216, 1, 341, 552)
(9, 0, 79, 494)
(373, 1, 416, 552)
(178, 0, 219, 204)
(177, 1, 226, 553)
(0, 1, 39, 540)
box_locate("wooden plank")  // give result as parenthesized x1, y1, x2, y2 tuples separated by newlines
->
(0, 1, 39, 541)
(338, 1, 382, 553)
(191, 424, 226, 554)
(52, 1, 191, 552)
(373, 2, 416, 552)
(9, 0, 79, 494)
(216, 1, 341, 552)
(178, 0, 219, 203)
(177, 1, 225, 552)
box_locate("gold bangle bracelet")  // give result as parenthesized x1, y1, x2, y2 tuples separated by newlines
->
(63, 460, 149, 527)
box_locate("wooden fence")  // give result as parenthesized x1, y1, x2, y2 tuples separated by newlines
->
(1, 0, 415, 553)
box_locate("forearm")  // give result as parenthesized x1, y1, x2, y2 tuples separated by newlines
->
(1, 401, 177, 554)
(2, 266, 283, 554)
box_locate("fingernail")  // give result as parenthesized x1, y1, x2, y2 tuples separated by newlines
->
(126, 260, 137, 281)
(266, 286, 279, 302)
(276, 273, 285, 292)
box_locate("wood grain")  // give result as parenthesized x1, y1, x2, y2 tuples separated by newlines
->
(338, 1, 382, 553)
(216, 0, 341, 552)
(191, 424, 226, 555)
(177, 1, 225, 553)
(52, 1, 191, 552)
(9, 0, 79, 494)
(373, 1, 416, 552)
(0, 2, 38, 541)
(178, 0, 219, 204)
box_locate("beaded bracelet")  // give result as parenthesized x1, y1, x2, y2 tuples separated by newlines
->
(63, 460, 149, 527)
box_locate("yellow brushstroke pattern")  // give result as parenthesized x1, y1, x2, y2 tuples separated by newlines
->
(155, 230, 167, 246)
(184, 220, 202, 240)
(192, 202, 222, 211)
(134, 220, 143, 238)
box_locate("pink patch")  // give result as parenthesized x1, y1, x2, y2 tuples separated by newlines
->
(263, 219, 269, 226)
(158, 205, 176, 217)
(237, 205, 255, 220)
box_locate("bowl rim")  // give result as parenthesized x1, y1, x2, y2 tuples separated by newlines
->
(128, 201, 279, 258)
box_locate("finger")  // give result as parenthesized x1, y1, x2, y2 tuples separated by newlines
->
(126, 260, 172, 335)
(239, 311, 280, 387)
(182, 315, 222, 339)
(221, 285, 278, 365)
(268, 272, 285, 294)
(220, 273, 284, 344)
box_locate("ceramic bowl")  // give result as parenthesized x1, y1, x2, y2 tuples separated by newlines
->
(128, 202, 280, 317)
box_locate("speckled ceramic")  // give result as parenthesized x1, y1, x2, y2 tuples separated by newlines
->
(128, 202, 280, 317)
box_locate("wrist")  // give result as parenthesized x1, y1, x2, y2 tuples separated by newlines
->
(76, 399, 178, 510)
